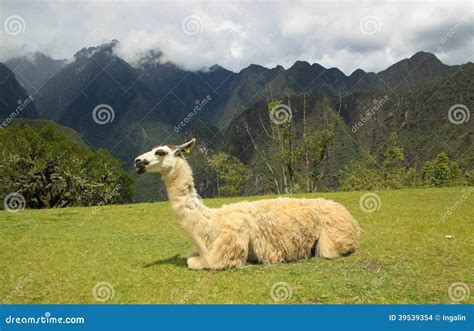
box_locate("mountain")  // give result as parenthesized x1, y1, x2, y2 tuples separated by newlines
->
(224, 94, 361, 190)
(2, 42, 470, 200)
(376, 51, 458, 89)
(343, 62, 473, 167)
(136, 53, 235, 123)
(214, 52, 459, 127)
(224, 62, 473, 190)
(0, 63, 39, 120)
(33, 41, 226, 201)
(4, 52, 67, 95)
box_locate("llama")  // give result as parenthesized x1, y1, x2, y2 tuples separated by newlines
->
(134, 138, 360, 270)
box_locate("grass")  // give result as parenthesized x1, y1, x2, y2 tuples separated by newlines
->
(0, 187, 473, 304)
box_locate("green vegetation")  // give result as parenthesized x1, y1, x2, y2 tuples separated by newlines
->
(208, 152, 248, 196)
(422, 152, 464, 187)
(340, 133, 416, 191)
(0, 122, 134, 209)
(341, 136, 467, 191)
(1, 187, 472, 303)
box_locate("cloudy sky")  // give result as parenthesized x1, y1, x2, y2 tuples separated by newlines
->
(0, 0, 472, 74)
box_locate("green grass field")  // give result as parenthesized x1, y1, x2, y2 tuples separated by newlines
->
(1, 187, 472, 304)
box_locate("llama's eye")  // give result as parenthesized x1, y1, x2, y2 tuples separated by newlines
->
(155, 150, 167, 156)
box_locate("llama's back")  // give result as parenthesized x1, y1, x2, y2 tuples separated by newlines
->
(216, 197, 360, 263)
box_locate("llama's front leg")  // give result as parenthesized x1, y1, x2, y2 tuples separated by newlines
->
(186, 251, 199, 259)
(187, 256, 207, 270)
(205, 233, 248, 270)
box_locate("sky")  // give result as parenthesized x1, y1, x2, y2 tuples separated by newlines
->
(0, 0, 473, 75)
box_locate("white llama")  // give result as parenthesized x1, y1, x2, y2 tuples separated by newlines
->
(134, 138, 360, 270)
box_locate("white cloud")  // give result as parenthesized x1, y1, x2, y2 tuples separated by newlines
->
(0, 0, 472, 74)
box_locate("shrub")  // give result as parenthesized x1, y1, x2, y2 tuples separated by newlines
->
(0, 122, 134, 209)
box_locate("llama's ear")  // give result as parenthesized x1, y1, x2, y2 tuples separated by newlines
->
(177, 138, 196, 154)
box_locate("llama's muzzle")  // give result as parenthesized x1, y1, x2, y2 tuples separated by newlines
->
(134, 158, 149, 174)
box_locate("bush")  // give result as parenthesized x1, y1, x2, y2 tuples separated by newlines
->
(421, 152, 464, 187)
(0, 122, 134, 209)
(208, 152, 249, 197)
(340, 134, 417, 191)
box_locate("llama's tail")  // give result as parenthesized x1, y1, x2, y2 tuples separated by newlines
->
(316, 207, 361, 259)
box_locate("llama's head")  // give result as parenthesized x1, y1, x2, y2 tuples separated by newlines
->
(134, 138, 196, 175)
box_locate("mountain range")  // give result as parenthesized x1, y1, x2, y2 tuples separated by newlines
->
(1, 40, 472, 200)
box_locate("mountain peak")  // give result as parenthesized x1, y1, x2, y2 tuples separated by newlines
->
(74, 40, 119, 60)
(289, 60, 311, 71)
(377, 51, 455, 89)
(241, 63, 270, 74)
(410, 51, 439, 62)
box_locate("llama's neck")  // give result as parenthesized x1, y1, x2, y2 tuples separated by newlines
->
(162, 157, 211, 250)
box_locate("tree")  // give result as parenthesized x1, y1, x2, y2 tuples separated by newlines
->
(339, 155, 384, 191)
(0, 122, 134, 209)
(382, 133, 413, 189)
(267, 99, 297, 193)
(266, 95, 341, 193)
(421, 152, 463, 187)
(208, 152, 248, 197)
(339, 133, 416, 190)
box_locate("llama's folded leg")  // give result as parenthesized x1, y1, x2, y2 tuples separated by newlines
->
(186, 251, 199, 259)
(205, 233, 248, 270)
(187, 256, 207, 270)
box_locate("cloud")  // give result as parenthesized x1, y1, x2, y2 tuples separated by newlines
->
(0, 0, 472, 74)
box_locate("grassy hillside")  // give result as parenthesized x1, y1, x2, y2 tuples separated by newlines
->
(0, 187, 472, 304)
